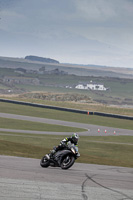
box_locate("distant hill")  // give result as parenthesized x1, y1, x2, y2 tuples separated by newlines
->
(0, 56, 133, 79)
(25, 55, 59, 64)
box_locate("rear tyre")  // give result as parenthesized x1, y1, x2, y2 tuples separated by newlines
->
(40, 156, 50, 168)
(61, 155, 75, 170)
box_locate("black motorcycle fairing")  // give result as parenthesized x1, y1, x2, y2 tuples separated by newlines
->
(49, 158, 59, 167)
(54, 149, 74, 166)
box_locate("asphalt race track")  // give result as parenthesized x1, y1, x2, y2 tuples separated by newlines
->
(0, 156, 133, 200)
(0, 112, 133, 199)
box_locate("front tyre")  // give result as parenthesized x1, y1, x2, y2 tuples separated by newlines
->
(40, 156, 50, 168)
(61, 155, 75, 170)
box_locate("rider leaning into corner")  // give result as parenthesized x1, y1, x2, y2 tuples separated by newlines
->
(50, 133, 79, 157)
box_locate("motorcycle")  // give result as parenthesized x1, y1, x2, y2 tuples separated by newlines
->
(40, 142, 80, 170)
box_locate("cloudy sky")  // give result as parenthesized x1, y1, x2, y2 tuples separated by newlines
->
(0, 0, 133, 68)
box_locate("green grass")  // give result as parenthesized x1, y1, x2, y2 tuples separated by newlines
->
(0, 117, 85, 132)
(0, 102, 133, 130)
(0, 132, 133, 167)
(0, 101, 133, 167)
(0, 84, 9, 89)
(81, 135, 133, 144)
(79, 139, 133, 167)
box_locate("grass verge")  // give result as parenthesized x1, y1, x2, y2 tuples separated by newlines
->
(0, 102, 133, 130)
(0, 132, 133, 168)
(0, 117, 85, 132)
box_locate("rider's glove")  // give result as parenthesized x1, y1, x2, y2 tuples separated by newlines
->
(51, 150, 56, 154)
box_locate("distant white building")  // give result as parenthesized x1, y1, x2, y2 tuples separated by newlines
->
(75, 82, 107, 91)
(87, 83, 107, 90)
(75, 84, 87, 90)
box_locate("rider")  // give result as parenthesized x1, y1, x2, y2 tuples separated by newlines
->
(50, 133, 79, 156)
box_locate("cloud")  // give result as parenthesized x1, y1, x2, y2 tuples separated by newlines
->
(0, 0, 21, 10)
(0, 0, 133, 68)
(75, 0, 133, 23)
(75, 0, 117, 22)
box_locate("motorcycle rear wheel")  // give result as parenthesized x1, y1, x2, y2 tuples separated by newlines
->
(61, 155, 75, 170)
(40, 156, 50, 168)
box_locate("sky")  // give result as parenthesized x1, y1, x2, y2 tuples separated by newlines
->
(0, 0, 133, 68)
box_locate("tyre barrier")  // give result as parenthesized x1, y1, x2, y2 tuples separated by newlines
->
(94, 112, 133, 120)
(0, 98, 133, 120)
(0, 98, 93, 115)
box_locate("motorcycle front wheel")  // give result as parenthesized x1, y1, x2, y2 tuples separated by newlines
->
(40, 156, 50, 168)
(61, 155, 75, 170)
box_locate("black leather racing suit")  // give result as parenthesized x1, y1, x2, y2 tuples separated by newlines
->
(54, 137, 78, 152)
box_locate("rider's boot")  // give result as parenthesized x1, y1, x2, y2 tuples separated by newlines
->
(50, 149, 56, 158)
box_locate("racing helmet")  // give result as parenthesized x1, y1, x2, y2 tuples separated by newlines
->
(71, 133, 79, 144)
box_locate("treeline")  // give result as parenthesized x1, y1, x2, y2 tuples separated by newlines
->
(25, 55, 59, 64)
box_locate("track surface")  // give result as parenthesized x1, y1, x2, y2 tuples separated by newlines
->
(0, 112, 133, 199)
(0, 112, 133, 136)
(0, 156, 133, 200)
